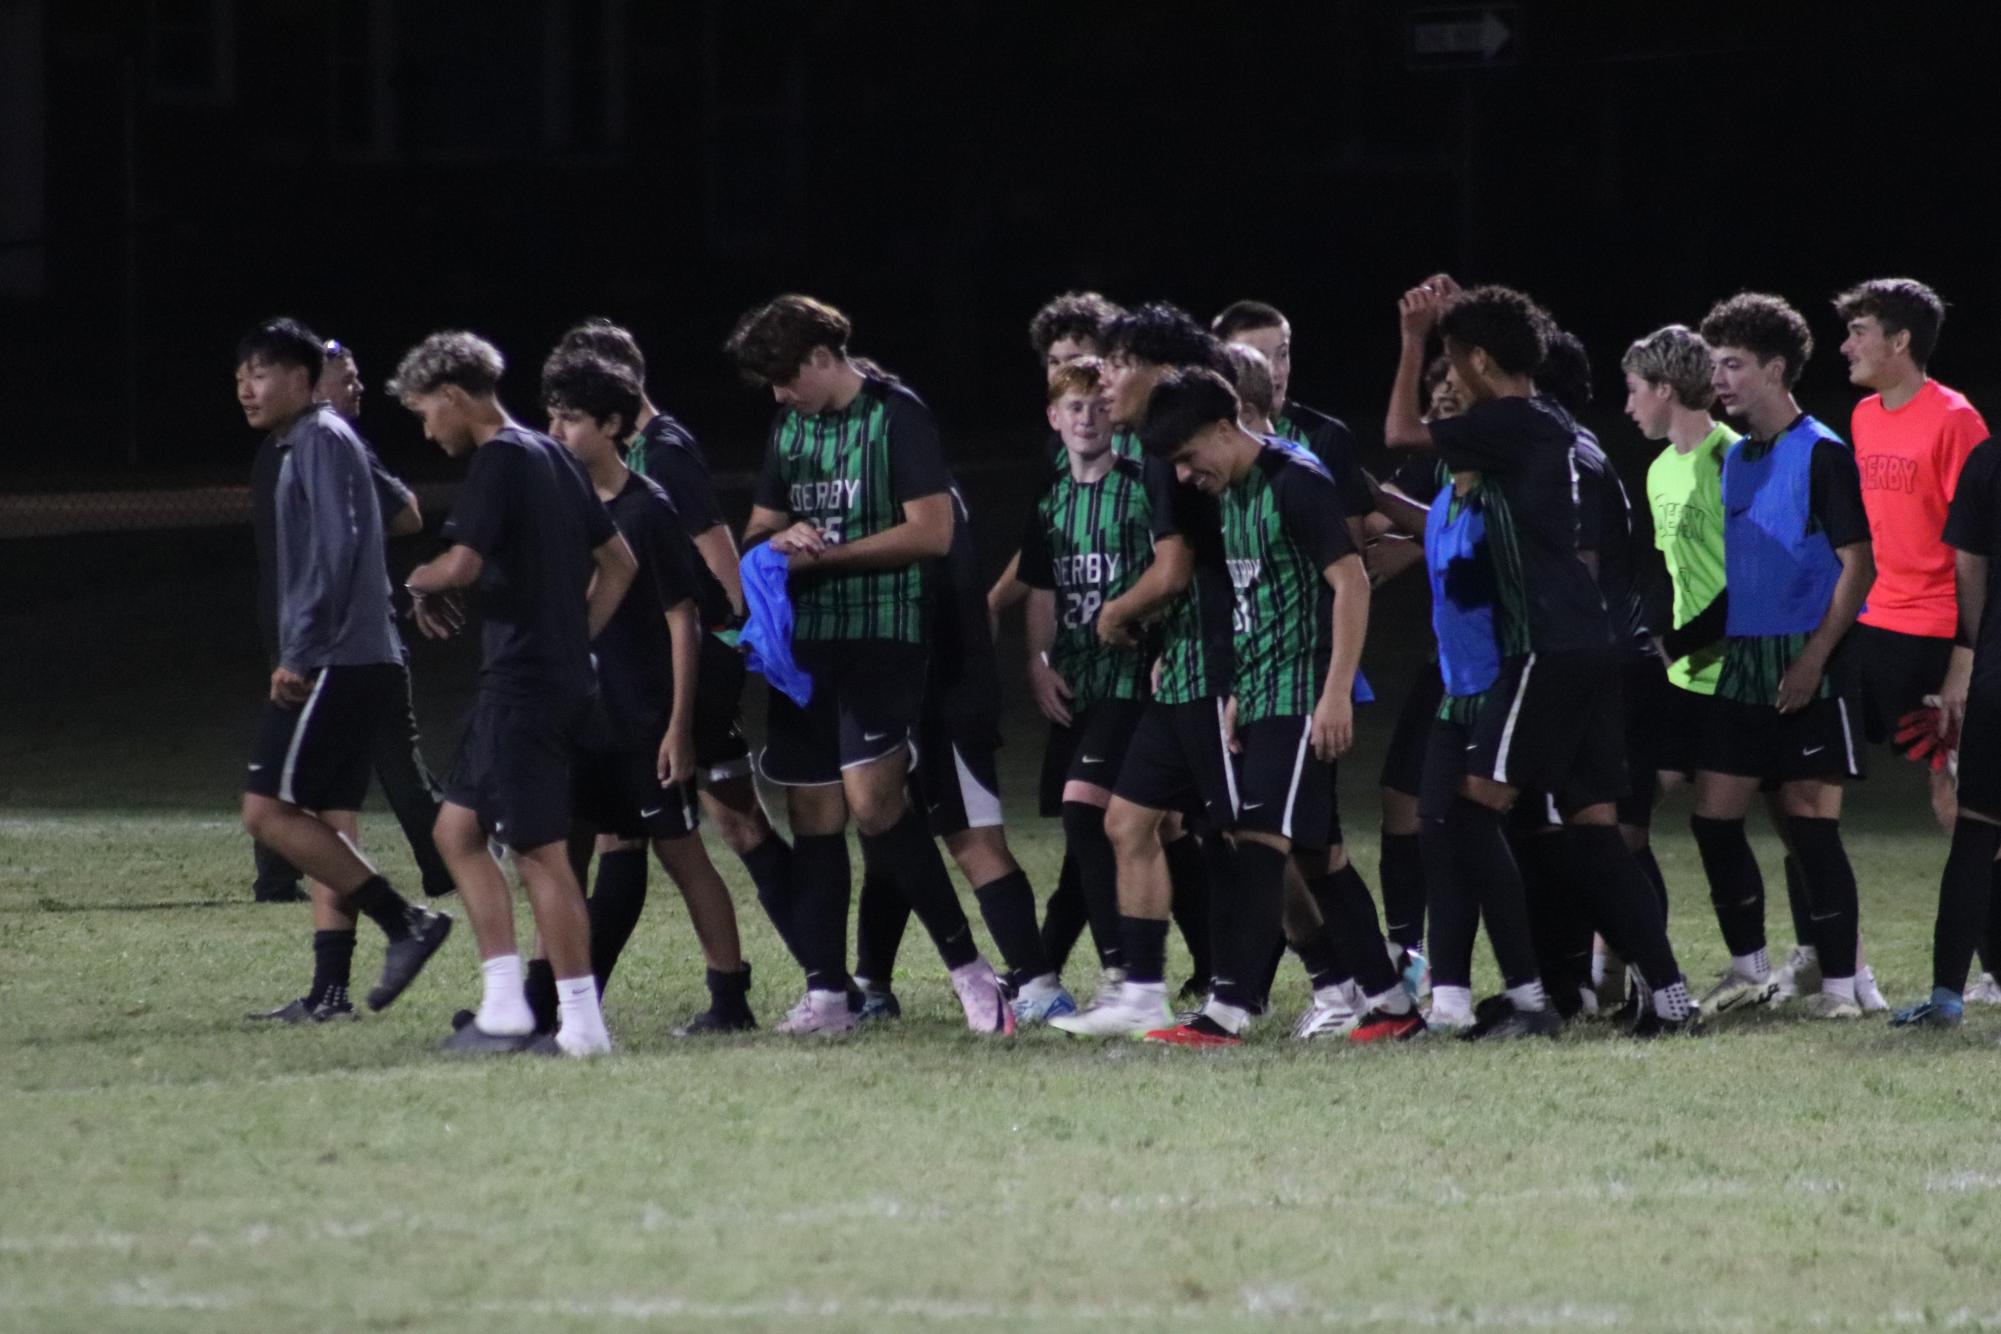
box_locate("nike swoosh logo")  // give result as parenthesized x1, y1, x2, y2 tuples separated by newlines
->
(1802, 745, 1826, 755)
(1243, 801, 1265, 810)
(862, 731, 889, 743)
(247, 763, 263, 771)
(640, 808, 662, 819)
(1081, 754, 1105, 764)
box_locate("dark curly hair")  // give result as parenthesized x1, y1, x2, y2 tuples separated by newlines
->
(541, 350, 643, 434)
(1437, 285, 1548, 378)
(723, 294, 852, 386)
(1105, 301, 1230, 374)
(1538, 329, 1593, 414)
(1833, 277, 1945, 367)
(1138, 366, 1241, 460)
(1028, 291, 1123, 358)
(1699, 292, 1812, 388)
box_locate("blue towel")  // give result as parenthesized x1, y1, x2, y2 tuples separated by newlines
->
(738, 543, 814, 707)
(1354, 669, 1375, 705)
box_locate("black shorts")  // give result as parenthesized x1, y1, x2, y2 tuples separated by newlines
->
(1653, 682, 1713, 781)
(1112, 697, 1238, 826)
(1854, 623, 1955, 746)
(1039, 719, 1078, 819)
(244, 663, 402, 812)
(1956, 691, 2001, 818)
(1698, 691, 1866, 783)
(1380, 660, 1444, 797)
(1232, 714, 1336, 850)
(444, 691, 588, 851)
(916, 708, 1003, 837)
(1065, 698, 1147, 793)
(1617, 654, 1671, 826)
(693, 634, 753, 783)
(1468, 650, 1628, 814)
(758, 639, 926, 787)
(571, 746, 702, 840)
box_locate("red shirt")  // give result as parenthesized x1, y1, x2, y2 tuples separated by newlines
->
(1852, 379, 1987, 638)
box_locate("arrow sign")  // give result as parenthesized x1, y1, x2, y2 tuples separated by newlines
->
(1407, 5, 1519, 67)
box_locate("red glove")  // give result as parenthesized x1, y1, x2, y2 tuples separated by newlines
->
(1895, 705, 1956, 774)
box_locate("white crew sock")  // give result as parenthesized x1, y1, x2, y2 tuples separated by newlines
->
(1430, 984, 1474, 1022)
(1504, 980, 1548, 1013)
(1822, 974, 1858, 1004)
(1731, 948, 1772, 981)
(476, 954, 533, 1035)
(1122, 978, 1169, 1007)
(554, 973, 610, 1053)
(1200, 997, 1250, 1035)
(1016, 973, 1063, 1004)
(1364, 984, 1414, 1017)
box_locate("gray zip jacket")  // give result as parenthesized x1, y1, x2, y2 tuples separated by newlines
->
(274, 406, 401, 670)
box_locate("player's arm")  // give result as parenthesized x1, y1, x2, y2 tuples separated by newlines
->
(1367, 534, 1425, 586)
(658, 596, 701, 785)
(385, 500, 423, 538)
(1024, 588, 1072, 727)
(988, 550, 1030, 639)
(743, 449, 804, 552)
(1778, 442, 1875, 713)
(788, 490, 953, 572)
(1385, 284, 1449, 450)
(585, 532, 639, 640)
(1099, 534, 1191, 647)
(408, 544, 482, 593)
(1939, 549, 1985, 733)
(1312, 552, 1370, 760)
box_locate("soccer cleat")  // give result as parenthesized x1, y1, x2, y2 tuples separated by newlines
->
(253, 884, 310, 904)
(1349, 1006, 1426, 1044)
(855, 985, 901, 1025)
(1292, 983, 1363, 1039)
(672, 1005, 757, 1037)
(1143, 1017, 1242, 1047)
(366, 907, 453, 1012)
(1631, 1000, 1704, 1038)
(1050, 988, 1173, 1039)
(553, 1025, 613, 1056)
(1769, 945, 1821, 1003)
(1889, 997, 1963, 1029)
(438, 1021, 537, 1054)
(1463, 1004, 1563, 1040)
(1966, 972, 2001, 1005)
(1087, 968, 1129, 1012)
(1797, 991, 1863, 1020)
(246, 996, 356, 1024)
(1009, 977, 1078, 1026)
(774, 990, 858, 1035)
(1396, 947, 1430, 1003)
(1855, 964, 1889, 1013)
(1698, 968, 1777, 1015)
(951, 961, 1017, 1035)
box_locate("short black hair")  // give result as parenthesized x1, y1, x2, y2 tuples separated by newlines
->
(236, 316, 325, 384)
(1699, 292, 1813, 388)
(541, 350, 643, 435)
(1106, 302, 1230, 375)
(1211, 299, 1288, 340)
(1138, 366, 1240, 459)
(1538, 330, 1593, 414)
(558, 317, 646, 378)
(1437, 286, 1547, 377)
(1028, 291, 1123, 357)
(1834, 277, 1946, 367)
(723, 294, 851, 385)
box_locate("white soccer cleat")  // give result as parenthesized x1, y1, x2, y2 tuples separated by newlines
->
(773, 990, 858, 1035)
(1049, 985, 1172, 1039)
(1966, 972, 2001, 1005)
(1292, 981, 1363, 1039)
(1798, 991, 1863, 1020)
(950, 960, 1016, 1035)
(1855, 964, 1889, 1013)
(1769, 945, 1820, 1004)
(1699, 967, 1778, 1015)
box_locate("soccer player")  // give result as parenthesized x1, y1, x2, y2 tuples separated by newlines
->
(1053, 304, 1235, 1037)
(727, 294, 1014, 1035)
(1386, 278, 1696, 1038)
(1837, 279, 1999, 1001)
(1891, 434, 2001, 1026)
(1671, 293, 1875, 1021)
(547, 318, 789, 1032)
(235, 318, 452, 1023)
(1135, 367, 1417, 1046)
(395, 331, 638, 1056)
(539, 349, 758, 1033)
(247, 340, 452, 905)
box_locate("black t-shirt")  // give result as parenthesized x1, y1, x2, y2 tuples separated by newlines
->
(442, 425, 617, 704)
(629, 413, 726, 535)
(1428, 395, 1610, 657)
(1943, 437, 2001, 691)
(590, 471, 702, 742)
(1277, 401, 1374, 520)
(1568, 421, 1650, 658)
(1383, 453, 1448, 508)
(926, 483, 1002, 717)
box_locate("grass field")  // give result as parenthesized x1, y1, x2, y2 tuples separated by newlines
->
(7, 530, 2001, 1331)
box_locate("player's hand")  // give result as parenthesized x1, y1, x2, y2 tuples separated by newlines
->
(1420, 272, 1463, 298)
(1650, 635, 1672, 667)
(770, 522, 828, 558)
(1029, 659, 1074, 727)
(1940, 646, 1973, 736)
(1399, 285, 1445, 341)
(1775, 651, 1825, 714)
(410, 590, 463, 640)
(1150, 657, 1164, 696)
(1223, 695, 1241, 753)
(1097, 599, 1137, 649)
(1310, 691, 1354, 761)
(270, 665, 314, 705)
(658, 725, 697, 788)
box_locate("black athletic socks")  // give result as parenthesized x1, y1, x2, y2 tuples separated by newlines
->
(1517, 830, 1591, 1007)
(1060, 802, 1124, 971)
(1448, 797, 1541, 991)
(1039, 852, 1087, 974)
(1378, 830, 1426, 951)
(739, 834, 802, 962)
(1120, 915, 1171, 987)
(348, 875, 414, 940)
(1199, 832, 1234, 987)
(1691, 815, 1767, 958)
(1633, 843, 1669, 920)
(858, 807, 978, 971)
(308, 929, 355, 1008)
(974, 870, 1052, 981)
(525, 957, 558, 1033)
(1932, 819, 2001, 994)
(1788, 816, 1859, 979)
(1290, 921, 1348, 992)
(1164, 832, 1214, 986)
(1564, 824, 1681, 992)
(854, 865, 911, 985)
(791, 832, 854, 993)
(1421, 817, 1478, 991)
(1782, 854, 1814, 948)
(1308, 863, 1399, 997)
(586, 846, 649, 990)
(1214, 839, 1288, 1012)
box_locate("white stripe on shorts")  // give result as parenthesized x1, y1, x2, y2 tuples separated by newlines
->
(1280, 720, 1310, 840)
(277, 670, 331, 805)
(1837, 696, 1857, 775)
(952, 744, 1005, 829)
(1492, 653, 1537, 785)
(1216, 698, 1241, 818)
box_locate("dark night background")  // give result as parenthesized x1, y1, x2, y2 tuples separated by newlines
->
(5, 0, 2000, 493)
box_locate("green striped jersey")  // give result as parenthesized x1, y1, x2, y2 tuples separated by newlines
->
(1153, 480, 1235, 706)
(1221, 443, 1358, 723)
(752, 374, 954, 644)
(1018, 456, 1165, 708)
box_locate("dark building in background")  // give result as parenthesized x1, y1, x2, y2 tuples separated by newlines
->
(3, 0, 1997, 489)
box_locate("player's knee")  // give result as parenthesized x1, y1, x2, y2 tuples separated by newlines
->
(1103, 799, 1157, 857)
(240, 793, 275, 840)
